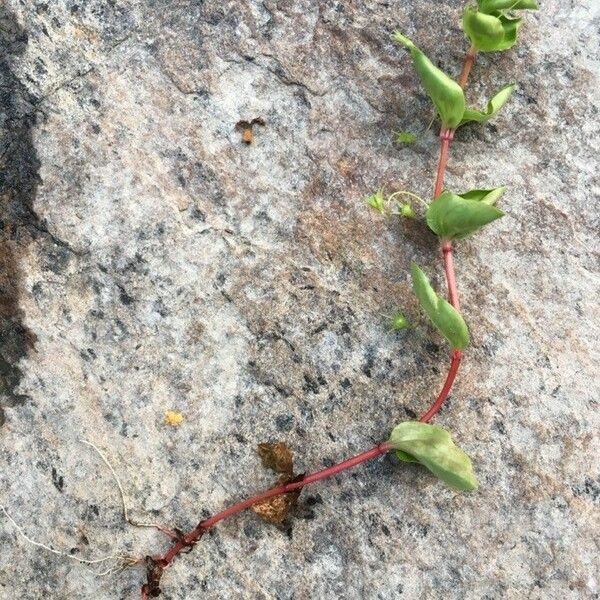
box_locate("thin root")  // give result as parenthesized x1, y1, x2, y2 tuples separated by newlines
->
(80, 439, 178, 538)
(0, 504, 129, 569)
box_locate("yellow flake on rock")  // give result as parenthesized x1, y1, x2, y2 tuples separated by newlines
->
(165, 411, 184, 426)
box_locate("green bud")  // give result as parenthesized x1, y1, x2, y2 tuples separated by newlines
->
(426, 190, 504, 240)
(463, 7, 526, 53)
(393, 33, 465, 129)
(460, 83, 516, 126)
(366, 190, 387, 215)
(410, 263, 470, 350)
(389, 421, 478, 491)
(463, 7, 505, 52)
(394, 131, 418, 144)
(389, 311, 409, 331)
(399, 203, 416, 218)
(478, 0, 538, 13)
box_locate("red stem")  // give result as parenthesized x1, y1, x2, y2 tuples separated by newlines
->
(421, 134, 461, 423)
(442, 239, 460, 310)
(187, 443, 390, 542)
(434, 129, 452, 198)
(458, 45, 477, 89)
(419, 349, 462, 423)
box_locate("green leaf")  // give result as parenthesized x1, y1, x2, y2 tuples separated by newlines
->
(494, 14, 523, 51)
(463, 7, 505, 52)
(460, 83, 516, 126)
(410, 263, 470, 349)
(463, 7, 525, 53)
(478, 0, 538, 13)
(426, 191, 504, 240)
(393, 33, 465, 129)
(457, 187, 506, 205)
(394, 131, 418, 144)
(389, 421, 478, 491)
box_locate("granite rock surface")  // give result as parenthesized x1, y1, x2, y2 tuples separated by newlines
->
(0, 1, 599, 599)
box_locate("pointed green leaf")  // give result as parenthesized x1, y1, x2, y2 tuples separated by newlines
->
(410, 263, 469, 349)
(463, 7, 505, 52)
(478, 0, 538, 13)
(393, 33, 465, 129)
(426, 191, 504, 240)
(460, 83, 516, 126)
(389, 421, 478, 491)
(457, 187, 506, 205)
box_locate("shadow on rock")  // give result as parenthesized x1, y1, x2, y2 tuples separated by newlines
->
(0, 6, 41, 425)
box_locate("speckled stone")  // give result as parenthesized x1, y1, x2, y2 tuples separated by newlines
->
(0, 1, 598, 599)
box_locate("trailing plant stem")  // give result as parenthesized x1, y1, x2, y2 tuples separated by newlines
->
(434, 130, 452, 198)
(143, 443, 392, 597)
(199, 443, 391, 531)
(141, 45, 482, 600)
(424, 45, 477, 422)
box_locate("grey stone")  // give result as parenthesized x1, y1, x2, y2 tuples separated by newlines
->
(0, 0, 598, 598)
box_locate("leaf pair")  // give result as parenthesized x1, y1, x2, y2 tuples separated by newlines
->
(407, 188, 505, 346)
(426, 187, 505, 239)
(463, 0, 538, 53)
(389, 422, 478, 491)
(479, 0, 538, 10)
(394, 34, 515, 129)
(411, 263, 469, 349)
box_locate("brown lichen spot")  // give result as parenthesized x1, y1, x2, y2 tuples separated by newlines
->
(187, 321, 206, 343)
(295, 205, 377, 267)
(511, 451, 565, 503)
(336, 158, 356, 181)
(294, 204, 409, 300)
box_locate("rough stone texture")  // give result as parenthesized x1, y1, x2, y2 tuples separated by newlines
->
(0, 1, 598, 598)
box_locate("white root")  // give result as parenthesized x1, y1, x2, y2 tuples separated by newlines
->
(0, 504, 136, 575)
